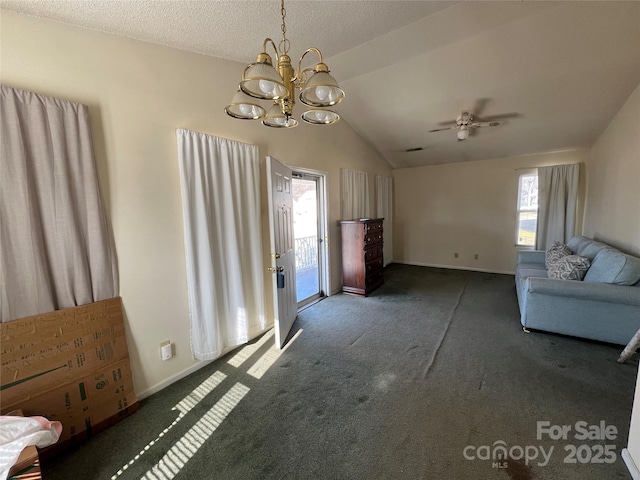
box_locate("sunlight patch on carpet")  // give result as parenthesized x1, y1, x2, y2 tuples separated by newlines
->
(110, 371, 227, 480)
(110, 329, 298, 479)
(140, 383, 250, 480)
(227, 329, 275, 367)
(174, 371, 227, 415)
(247, 329, 303, 379)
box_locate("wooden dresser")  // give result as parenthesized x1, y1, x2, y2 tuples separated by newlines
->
(340, 218, 384, 296)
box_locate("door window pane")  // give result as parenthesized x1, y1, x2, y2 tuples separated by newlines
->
(293, 178, 319, 302)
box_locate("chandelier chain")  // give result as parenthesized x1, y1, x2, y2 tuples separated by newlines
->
(279, 0, 290, 54)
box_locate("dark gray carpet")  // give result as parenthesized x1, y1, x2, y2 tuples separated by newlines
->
(42, 265, 638, 480)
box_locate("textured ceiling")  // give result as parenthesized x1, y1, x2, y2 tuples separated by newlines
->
(0, 1, 451, 61)
(2, 0, 639, 168)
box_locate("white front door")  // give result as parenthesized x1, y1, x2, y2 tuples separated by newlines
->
(266, 156, 298, 348)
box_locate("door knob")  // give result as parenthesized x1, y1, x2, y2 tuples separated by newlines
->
(271, 253, 281, 259)
(267, 266, 284, 273)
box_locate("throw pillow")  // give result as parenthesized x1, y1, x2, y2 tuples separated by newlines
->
(545, 241, 572, 269)
(548, 255, 591, 281)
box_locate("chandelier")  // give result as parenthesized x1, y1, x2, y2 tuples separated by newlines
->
(225, 0, 345, 128)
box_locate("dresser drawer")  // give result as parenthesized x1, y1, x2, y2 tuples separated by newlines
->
(364, 244, 383, 262)
(365, 221, 383, 235)
(364, 232, 383, 246)
(366, 256, 383, 274)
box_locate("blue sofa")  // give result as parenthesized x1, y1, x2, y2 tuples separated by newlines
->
(515, 236, 640, 345)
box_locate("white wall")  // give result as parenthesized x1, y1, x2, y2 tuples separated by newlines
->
(393, 150, 588, 274)
(583, 83, 640, 256)
(583, 83, 640, 478)
(0, 11, 392, 397)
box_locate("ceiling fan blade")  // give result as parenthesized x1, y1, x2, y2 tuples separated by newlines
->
(472, 98, 490, 118)
(471, 121, 502, 128)
(475, 113, 521, 122)
(428, 126, 456, 133)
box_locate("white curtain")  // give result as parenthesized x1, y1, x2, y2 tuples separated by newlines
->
(341, 168, 370, 220)
(376, 176, 393, 266)
(0, 86, 119, 322)
(535, 163, 580, 250)
(177, 129, 267, 361)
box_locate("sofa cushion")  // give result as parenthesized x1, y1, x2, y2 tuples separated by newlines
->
(579, 241, 609, 260)
(567, 236, 591, 254)
(518, 262, 548, 273)
(518, 265, 548, 280)
(548, 255, 591, 281)
(583, 248, 640, 285)
(546, 241, 572, 269)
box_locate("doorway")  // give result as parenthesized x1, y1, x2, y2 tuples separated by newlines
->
(292, 169, 328, 308)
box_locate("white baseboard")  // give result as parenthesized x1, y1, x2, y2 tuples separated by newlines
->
(393, 260, 514, 276)
(332, 262, 513, 297)
(623, 449, 640, 480)
(137, 359, 214, 400)
(136, 325, 275, 400)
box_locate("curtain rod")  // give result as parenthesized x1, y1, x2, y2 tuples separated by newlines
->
(515, 163, 578, 171)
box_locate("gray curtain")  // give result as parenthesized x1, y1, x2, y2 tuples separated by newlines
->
(535, 163, 580, 250)
(0, 86, 119, 322)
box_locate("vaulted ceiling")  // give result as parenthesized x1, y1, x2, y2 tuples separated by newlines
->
(2, 1, 639, 168)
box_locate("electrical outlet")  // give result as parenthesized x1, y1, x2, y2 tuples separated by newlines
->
(161, 341, 173, 361)
(474, 254, 479, 260)
(454, 252, 459, 258)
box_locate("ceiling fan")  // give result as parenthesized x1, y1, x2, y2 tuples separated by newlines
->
(428, 111, 502, 141)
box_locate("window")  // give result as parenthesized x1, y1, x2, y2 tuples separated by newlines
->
(516, 173, 538, 246)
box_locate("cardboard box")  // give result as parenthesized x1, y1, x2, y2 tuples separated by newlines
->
(0, 298, 138, 455)
(1, 298, 130, 405)
(3, 359, 136, 443)
(9, 458, 41, 480)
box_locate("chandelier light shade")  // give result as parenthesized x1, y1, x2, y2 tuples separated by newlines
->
(225, 0, 344, 128)
(224, 90, 267, 120)
(263, 103, 299, 128)
(299, 68, 345, 107)
(301, 108, 339, 125)
(240, 55, 289, 100)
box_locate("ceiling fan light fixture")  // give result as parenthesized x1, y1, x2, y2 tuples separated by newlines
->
(457, 127, 470, 141)
(429, 106, 511, 142)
